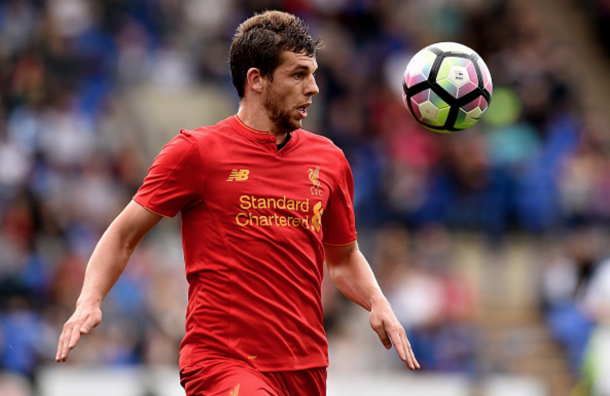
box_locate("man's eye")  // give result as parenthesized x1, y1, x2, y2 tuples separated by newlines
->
(294, 72, 304, 78)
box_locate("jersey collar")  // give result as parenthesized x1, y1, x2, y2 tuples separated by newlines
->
(229, 115, 298, 146)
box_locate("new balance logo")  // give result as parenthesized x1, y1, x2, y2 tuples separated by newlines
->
(227, 169, 249, 181)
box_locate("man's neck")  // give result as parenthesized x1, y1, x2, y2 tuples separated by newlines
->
(236, 106, 288, 145)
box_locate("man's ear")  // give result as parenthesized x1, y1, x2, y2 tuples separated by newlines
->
(246, 68, 265, 94)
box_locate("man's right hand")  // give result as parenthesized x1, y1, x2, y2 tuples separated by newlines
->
(56, 304, 102, 362)
(54, 201, 162, 363)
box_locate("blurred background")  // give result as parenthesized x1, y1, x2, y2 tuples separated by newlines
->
(1, 0, 610, 395)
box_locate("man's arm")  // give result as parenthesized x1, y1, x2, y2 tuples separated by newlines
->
(324, 241, 420, 370)
(55, 200, 162, 362)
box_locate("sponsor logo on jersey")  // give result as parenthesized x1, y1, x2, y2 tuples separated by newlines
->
(312, 201, 323, 232)
(308, 166, 323, 196)
(228, 384, 240, 396)
(234, 194, 323, 233)
(227, 169, 249, 181)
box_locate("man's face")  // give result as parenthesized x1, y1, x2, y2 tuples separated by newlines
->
(262, 51, 319, 133)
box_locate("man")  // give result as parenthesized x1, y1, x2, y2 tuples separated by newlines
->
(56, 10, 419, 395)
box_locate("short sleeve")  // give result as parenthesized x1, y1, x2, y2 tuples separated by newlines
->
(322, 154, 357, 246)
(134, 130, 202, 218)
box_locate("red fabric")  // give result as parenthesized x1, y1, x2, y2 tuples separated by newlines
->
(134, 116, 356, 373)
(180, 357, 326, 396)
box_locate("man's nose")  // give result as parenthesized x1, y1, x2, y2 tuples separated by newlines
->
(306, 75, 319, 96)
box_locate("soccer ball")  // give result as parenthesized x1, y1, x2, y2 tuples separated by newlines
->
(402, 42, 493, 133)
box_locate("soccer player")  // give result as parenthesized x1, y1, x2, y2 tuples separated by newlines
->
(56, 10, 419, 395)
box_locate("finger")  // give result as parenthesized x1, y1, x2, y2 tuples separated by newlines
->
(389, 329, 407, 362)
(68, 326, 83, 354)
(80, 314, 99, 334)
(61, 321, 84, 362)
(401, 332, 420, 370)
(57, 326, 73, 362)
(62, 327, 77, 362)
(373, 324, 393, 350)
(400, 332, 415, 370)
(56, 332, 65, 362)
(370, 319, 393, 349)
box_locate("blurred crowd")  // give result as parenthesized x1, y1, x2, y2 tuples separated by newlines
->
(0, 0, 609, 395)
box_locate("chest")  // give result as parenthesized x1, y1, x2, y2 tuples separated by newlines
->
(212, 157, 328, 203)
(200, 144, 334, 229)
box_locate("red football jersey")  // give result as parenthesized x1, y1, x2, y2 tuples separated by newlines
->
(134, 115, 357, 373)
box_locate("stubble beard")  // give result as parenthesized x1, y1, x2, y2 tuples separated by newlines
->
(263, 87, 301, 133)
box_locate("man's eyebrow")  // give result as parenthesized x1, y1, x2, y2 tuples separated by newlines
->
(291, 64, 318, 73)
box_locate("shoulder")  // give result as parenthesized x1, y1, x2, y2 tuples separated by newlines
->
(156, 119, 229, 166)
(175, 117, 233, 150)
(295, 130, 352, 180)
(296, 129, 346, 157)
(185, 117, 231, 141)
(296, 129, 336, 146)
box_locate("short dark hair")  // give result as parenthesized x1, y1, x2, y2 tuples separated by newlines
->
(229, 10, 322, 98)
